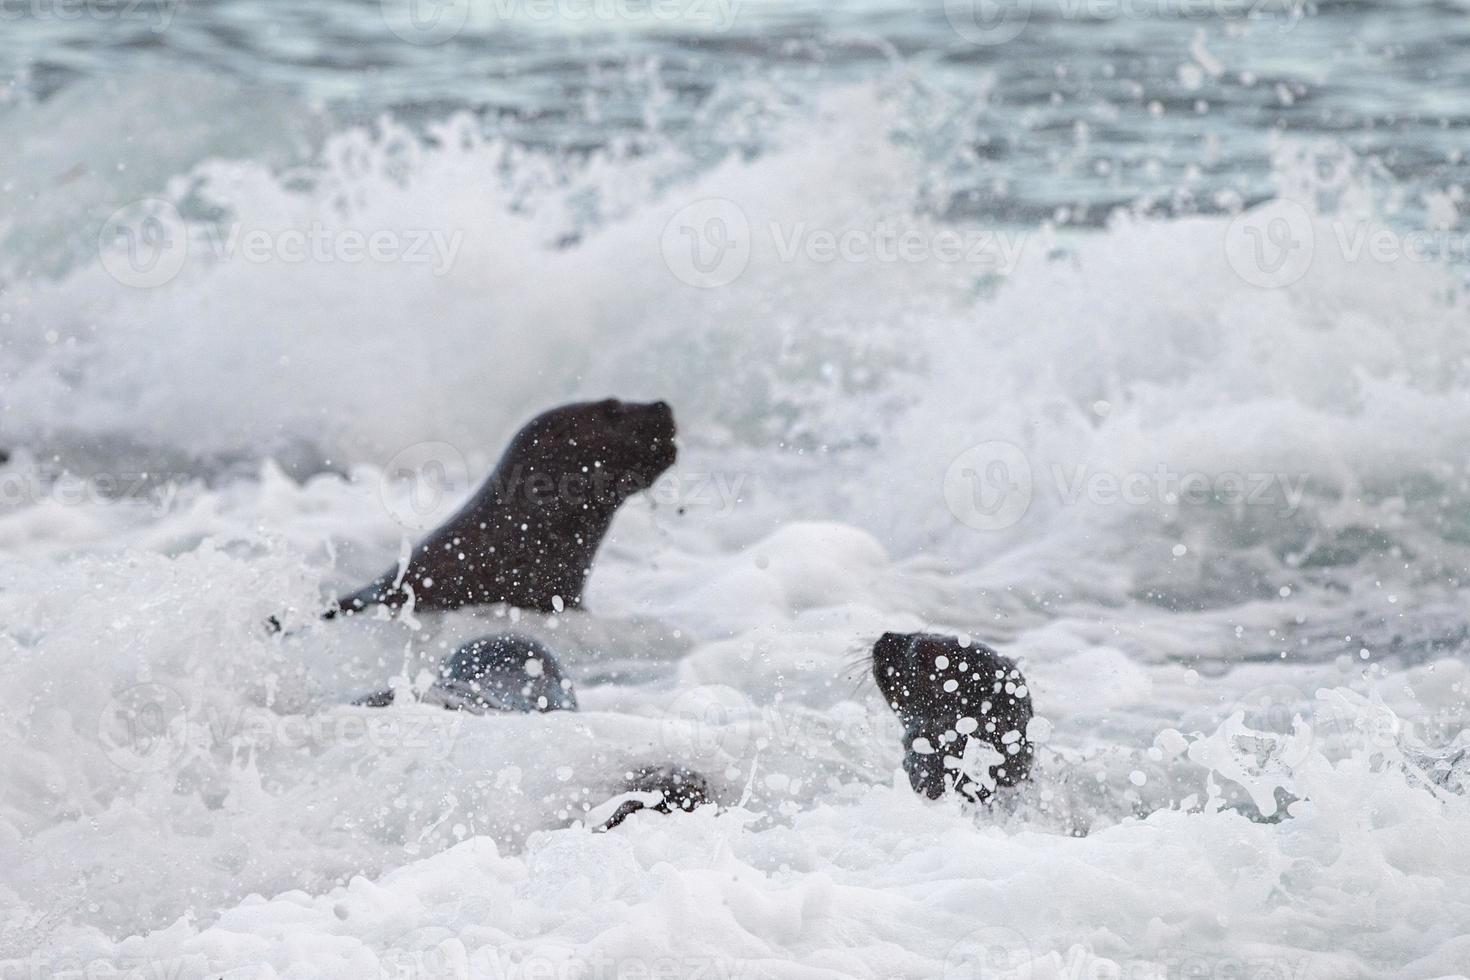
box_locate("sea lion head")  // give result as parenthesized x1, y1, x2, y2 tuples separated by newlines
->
(504, 398, 677, 507)
(436, 633, 578, 712)
(351, 633, 578, 713)
(871, 631, 1034, 802)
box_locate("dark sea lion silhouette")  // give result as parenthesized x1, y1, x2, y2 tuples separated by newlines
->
(334, 398, 676, 618)
(354, 633, 578, 713)
(355, 634, 712, 832)
(594, 765, 712, 831)
(872, 631, 1034, 802)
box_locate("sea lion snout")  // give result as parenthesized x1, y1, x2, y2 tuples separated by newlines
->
(870, 631, 934, 719)
(606, 400, 677, 492)
(620, 398, 677, 481)
(512, 397, 676, 494)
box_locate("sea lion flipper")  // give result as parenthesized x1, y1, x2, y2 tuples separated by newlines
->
(593, 765, 712, 831)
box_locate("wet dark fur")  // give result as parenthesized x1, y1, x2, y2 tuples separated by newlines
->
(872, 631, 1034, 802)
(353, 633, 578, 713)
(335, 399, 676, 617)
(595, 765, 712, 831)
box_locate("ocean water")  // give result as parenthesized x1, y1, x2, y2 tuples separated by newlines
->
(3, 1, 1470, 976)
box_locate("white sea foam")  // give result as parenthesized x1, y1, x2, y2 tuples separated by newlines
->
(1, 85, 1468, 975)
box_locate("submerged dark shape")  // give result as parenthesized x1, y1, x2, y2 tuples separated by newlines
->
(335, 399, 676, 618)
(872, 631, 1034, 802)
(595, 764, 712, 831)
(353, 633, 578, 713)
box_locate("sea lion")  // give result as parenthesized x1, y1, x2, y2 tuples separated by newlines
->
(354, 633, 578, 713)
(592, 764, 712, 831)
(355, 633, 710, 832)
(872, 631, 1034, 802)
(334, 398, 676, 618)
